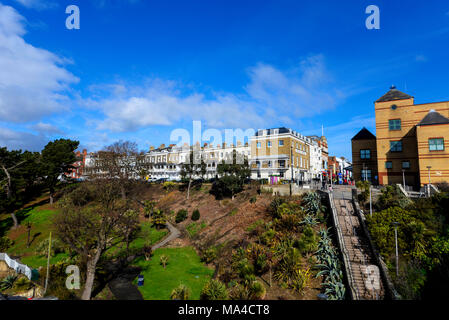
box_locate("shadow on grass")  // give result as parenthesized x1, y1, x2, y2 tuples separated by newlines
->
(0, 198, 49, 237)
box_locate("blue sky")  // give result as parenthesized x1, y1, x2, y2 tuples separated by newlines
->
(1, 0, 449, 160)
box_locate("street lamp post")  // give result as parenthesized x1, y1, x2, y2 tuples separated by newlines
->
(392, 222, 400, 277)
(290, 145, 293, 196)
(402, 169, 406, 191)
(369, 184, 373, 218)
(427, 166, 432, 197)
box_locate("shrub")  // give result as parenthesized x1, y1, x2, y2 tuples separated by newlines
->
(175, 209, 188, 223)
(68, 183, 94, 206)
(13, 277, 33, 292)
(163, 181, 176, 192)
(367, 206, 425, 259)
(171, 284, 191, 300)
(249, 196, 257, 204)
(259, 229, 276, 245)
(248, 280, 266, 300)
(0, 275, 17, 292)
(0, 237, 14, 251)
(228, 283, 248, 300)
(200, 279, 228, 300)
(269, 197, 286, 218)
(375, 185, 412, 211)
(201, 247, 217, 264)
(38, 262, 77, 300)
(191, 209, 200, 221)
(35, 238, 65, 257)
(295, 225, 319, 255)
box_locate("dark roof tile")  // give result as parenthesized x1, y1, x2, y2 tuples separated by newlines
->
(351, 127, 376, 141)
(376, 86, 413, 103)
(417, 110, 449, 126)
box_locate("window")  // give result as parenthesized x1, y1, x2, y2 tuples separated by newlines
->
(268, 161, 272, 168)
(389, 119, 401, 130)
(257, 142, 261, 149)
(279, 140, 284, 146)
(402, 161, 410, 169)
(360, 149, 371, 159)
(391, 104, 398, 110)
(267, 141, 272, 148)
(390, 141, 403, 152)
(429, 138, 444, 151)
(361, 169, 372, 182)
(385, 161, 393, 169)
(279, 160, 286, 168)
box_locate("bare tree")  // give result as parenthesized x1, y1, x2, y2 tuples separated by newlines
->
(180, 149, 206, 200)
(54, 179, 139, 300)
(87, 141, 150, 199)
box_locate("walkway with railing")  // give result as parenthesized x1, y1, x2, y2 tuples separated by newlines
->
(328, 186, 385, 300)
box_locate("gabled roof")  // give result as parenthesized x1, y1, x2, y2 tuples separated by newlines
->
(351, 127, 376, 141)
(376, 85, 413, 103)
(417, 110, 449, 126)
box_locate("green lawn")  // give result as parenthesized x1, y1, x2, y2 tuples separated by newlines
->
(5, 206, 63, 269)
(132, 246, 214, 300)
(106, 222, 168, 258)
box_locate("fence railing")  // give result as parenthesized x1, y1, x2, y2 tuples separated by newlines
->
(0, 253, 33, 280)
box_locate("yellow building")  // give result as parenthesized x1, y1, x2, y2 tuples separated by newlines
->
(250, 127, 311, 183)
(353, 85, 449, 187)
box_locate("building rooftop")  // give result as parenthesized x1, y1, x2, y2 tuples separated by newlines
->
(254, 127, 290, 136)
(417, 109, 449, 126)
(351, 127, 376, 141)
(376, 85, 414, 103)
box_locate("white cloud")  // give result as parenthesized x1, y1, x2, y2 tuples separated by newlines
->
(0, 127, 47, 151)
(90, 55, 343, 133)
(0, 4, 78, 123)
(13, 0, 57, 10)
(30, 122, 64, 135)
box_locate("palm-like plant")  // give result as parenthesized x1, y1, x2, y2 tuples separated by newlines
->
(160, 254, 169, 268)
(171, 284, 191, 300)
(200, 279, 229, 300)
(0, 275, 17, 292)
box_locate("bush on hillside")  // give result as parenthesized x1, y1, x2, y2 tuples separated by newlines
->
(191, 209, 200, 221)
(175, 209, 188, 223)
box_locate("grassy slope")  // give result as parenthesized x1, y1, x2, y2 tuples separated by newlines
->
(3, 204, 168, 269)
(4, 205, 67, 269)
(132, 247, 214, 300)
(106, 222, 168, 258)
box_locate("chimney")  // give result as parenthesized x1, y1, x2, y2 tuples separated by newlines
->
(150, 146, 155, 151)
(237, 141, 242, 147)
(83, 149, 87, 155)
(159, 144, 165, 149)
(223, 142, 227, 148)
(204, 142, 208, 148)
